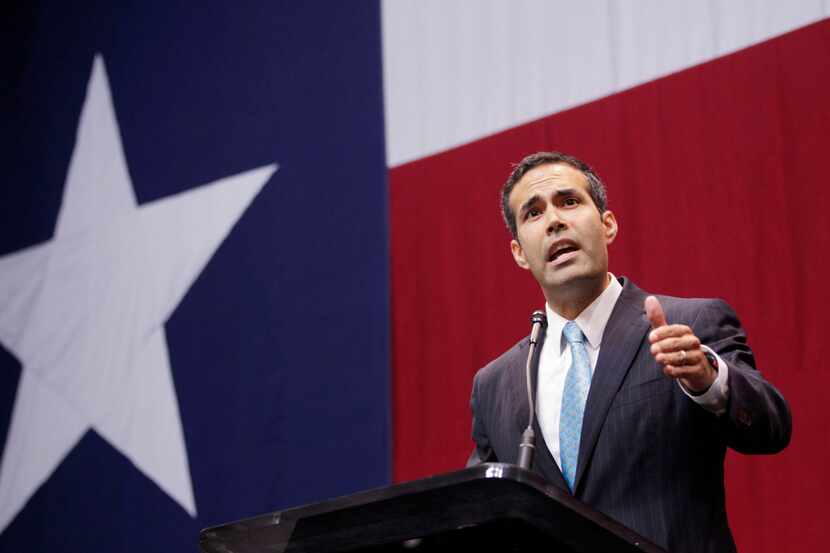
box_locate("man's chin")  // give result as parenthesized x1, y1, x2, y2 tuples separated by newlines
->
(543, 270, 606, 297)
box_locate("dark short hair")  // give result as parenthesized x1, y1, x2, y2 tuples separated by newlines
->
(501, 151, 608, 239)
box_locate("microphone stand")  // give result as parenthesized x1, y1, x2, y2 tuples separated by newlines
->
(517, 310, 547, 470)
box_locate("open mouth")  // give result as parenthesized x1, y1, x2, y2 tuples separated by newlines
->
(548, 241, 579, 262)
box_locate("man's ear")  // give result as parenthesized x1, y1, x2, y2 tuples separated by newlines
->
(511, 239, 530, 270)
(602, 210, 618, 244)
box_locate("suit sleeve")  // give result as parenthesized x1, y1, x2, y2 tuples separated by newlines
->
(692, 299, 792, 454)
(467, 370, 498, 466)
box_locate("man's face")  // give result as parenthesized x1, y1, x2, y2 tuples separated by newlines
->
(508, 162, 617, 300)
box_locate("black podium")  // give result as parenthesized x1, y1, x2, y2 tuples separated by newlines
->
(199, 463, 666, 553)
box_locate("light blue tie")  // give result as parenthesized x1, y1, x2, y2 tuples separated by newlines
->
(560, 321, 591, 492)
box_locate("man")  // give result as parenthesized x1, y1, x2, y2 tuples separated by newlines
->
(468, 152, 791, 553)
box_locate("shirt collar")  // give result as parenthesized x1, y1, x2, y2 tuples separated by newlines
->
(544, 273, 623, 352)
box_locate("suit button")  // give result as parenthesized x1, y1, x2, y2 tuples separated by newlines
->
(736, 408, 752, 426)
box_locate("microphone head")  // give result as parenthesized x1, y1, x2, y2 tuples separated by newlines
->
(530, 310, 547, 327)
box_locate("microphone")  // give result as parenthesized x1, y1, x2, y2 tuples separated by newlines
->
(517, 310, 547, 470)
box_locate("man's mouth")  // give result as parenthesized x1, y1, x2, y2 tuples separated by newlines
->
(547, 240, 579, 262)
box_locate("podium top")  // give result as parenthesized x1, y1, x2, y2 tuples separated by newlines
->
(199, 463, 665, 553)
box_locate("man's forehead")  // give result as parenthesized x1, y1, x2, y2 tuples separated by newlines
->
(525, 162, 585, 183)
(513, 163, 589, 197)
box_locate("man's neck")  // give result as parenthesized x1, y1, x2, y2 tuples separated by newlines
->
(545, 273, 611, 320)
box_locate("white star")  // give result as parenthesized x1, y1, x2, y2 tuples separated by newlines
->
(0, 55, 277, 532)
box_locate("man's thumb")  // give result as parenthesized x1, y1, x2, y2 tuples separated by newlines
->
(645, 295, 668, 329)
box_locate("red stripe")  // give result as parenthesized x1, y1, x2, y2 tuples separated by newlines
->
(390, 18, 829, 552)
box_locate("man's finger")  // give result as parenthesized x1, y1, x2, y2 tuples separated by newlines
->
(656, 349, 704, 367)
(650, 334, 701, 354)
(645, 295, 667, 329)
(650, 324, 694, 342)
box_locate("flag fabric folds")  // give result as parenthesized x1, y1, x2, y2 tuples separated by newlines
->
(0, 3, 388, 552)
(1, 2, 828, 553)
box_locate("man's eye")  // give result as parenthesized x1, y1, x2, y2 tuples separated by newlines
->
(527, 207, 542, 218)
(563, 197, 579, 207)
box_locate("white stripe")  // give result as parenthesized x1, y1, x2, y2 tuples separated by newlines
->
(382, 0, 829, 167)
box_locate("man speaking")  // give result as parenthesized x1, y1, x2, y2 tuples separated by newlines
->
(467, 151, 791, 553)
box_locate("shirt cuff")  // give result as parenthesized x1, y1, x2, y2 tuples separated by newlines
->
(677, 345, 730, 416)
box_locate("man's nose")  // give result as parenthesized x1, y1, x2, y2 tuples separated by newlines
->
(546, 208, 566, 234)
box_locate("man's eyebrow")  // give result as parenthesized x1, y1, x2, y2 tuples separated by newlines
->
(519, 194, 542, 217)
(519, 188, 581, 217)
(552, 187, 579, 198)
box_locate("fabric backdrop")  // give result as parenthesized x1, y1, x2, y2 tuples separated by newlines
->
(0, 2, 389, 552)
(1, 2, 828, 553)
(387, 3, 829, 553)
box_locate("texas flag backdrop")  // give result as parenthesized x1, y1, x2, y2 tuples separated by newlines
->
(0, 2, 828, 552)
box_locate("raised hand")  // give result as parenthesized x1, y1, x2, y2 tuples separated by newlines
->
(645, 295, 716, 394)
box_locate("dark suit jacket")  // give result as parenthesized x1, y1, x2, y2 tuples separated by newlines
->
(468, 277, 791, 553)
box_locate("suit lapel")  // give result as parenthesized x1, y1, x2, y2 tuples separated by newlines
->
(528, 327, 569, 490)
(573, 278, 650, 492)
(532, 416, 568, 490)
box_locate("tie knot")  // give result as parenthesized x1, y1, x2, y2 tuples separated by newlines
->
(563, 321, 585, 344)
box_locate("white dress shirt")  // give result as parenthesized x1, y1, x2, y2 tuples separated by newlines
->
(536, 275, 730, 470)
